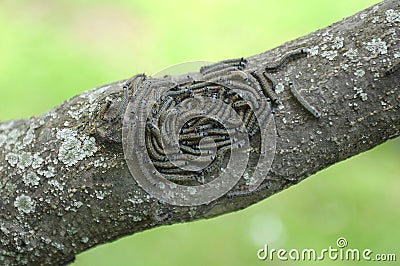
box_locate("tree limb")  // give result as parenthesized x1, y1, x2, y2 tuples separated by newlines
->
(0, 0, 399, 265)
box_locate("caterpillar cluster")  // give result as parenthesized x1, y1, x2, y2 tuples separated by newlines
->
(108, 48, 320, 204)
(122, 61, 270, 185)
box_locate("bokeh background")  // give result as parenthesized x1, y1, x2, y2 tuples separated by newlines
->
(1, 0, 399, 265)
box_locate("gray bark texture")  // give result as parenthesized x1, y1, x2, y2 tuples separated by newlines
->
(0, 0, 399, 265)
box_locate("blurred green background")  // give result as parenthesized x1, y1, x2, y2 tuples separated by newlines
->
(1, 0, 399, 265)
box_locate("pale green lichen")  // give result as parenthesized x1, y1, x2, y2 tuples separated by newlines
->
(322, 32, 334, 42)
(344, 48, 358, 60)
(5, 151, 36, 170)
(360, 93, 368, 102)
(93, 158, 108, 168)
(58, 137, 81, 165)
(371, 16, 380, 24)
(385, 9, 400, 23)
(56, 128, 76, 140)
(16, 151, 33, 170)
(67, 92, 99, 120)
(56, 129, 98, 167)
(274, 83, 285, 94)
(52, 241, 65, 250)
(308, 46, 319, 56)
(67, 105, 90, 120)
(332, 36, 344, 49)
(243, 172, 256, 186)
(365, 38, 387, 55)
(5, 153, 19, 167)
(31, 153, 44, 169)
(340, 63, 349, 70)
(127, 197, 144, 204)
(354, 87, 368, 102)
(14, 195, 35, 214)
(81, 138, 97, 156)
(82, 85, 111, 106)
(37, 166, 56, 178)
(95, 190, 109, 200)
(22, 172, 40, 186)
(73, 201, 83, 208)
(321, 50, 338, 60)
(8, 129, 24, 147)
(354, 69, 366, 78)
(22, 127, 35, 147)
(48, 180, 64, 191)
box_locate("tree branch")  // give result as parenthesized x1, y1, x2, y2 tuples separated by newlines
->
(0, 0, 399, 265)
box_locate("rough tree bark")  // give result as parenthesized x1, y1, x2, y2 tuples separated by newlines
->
(0, 0, 399, 265)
